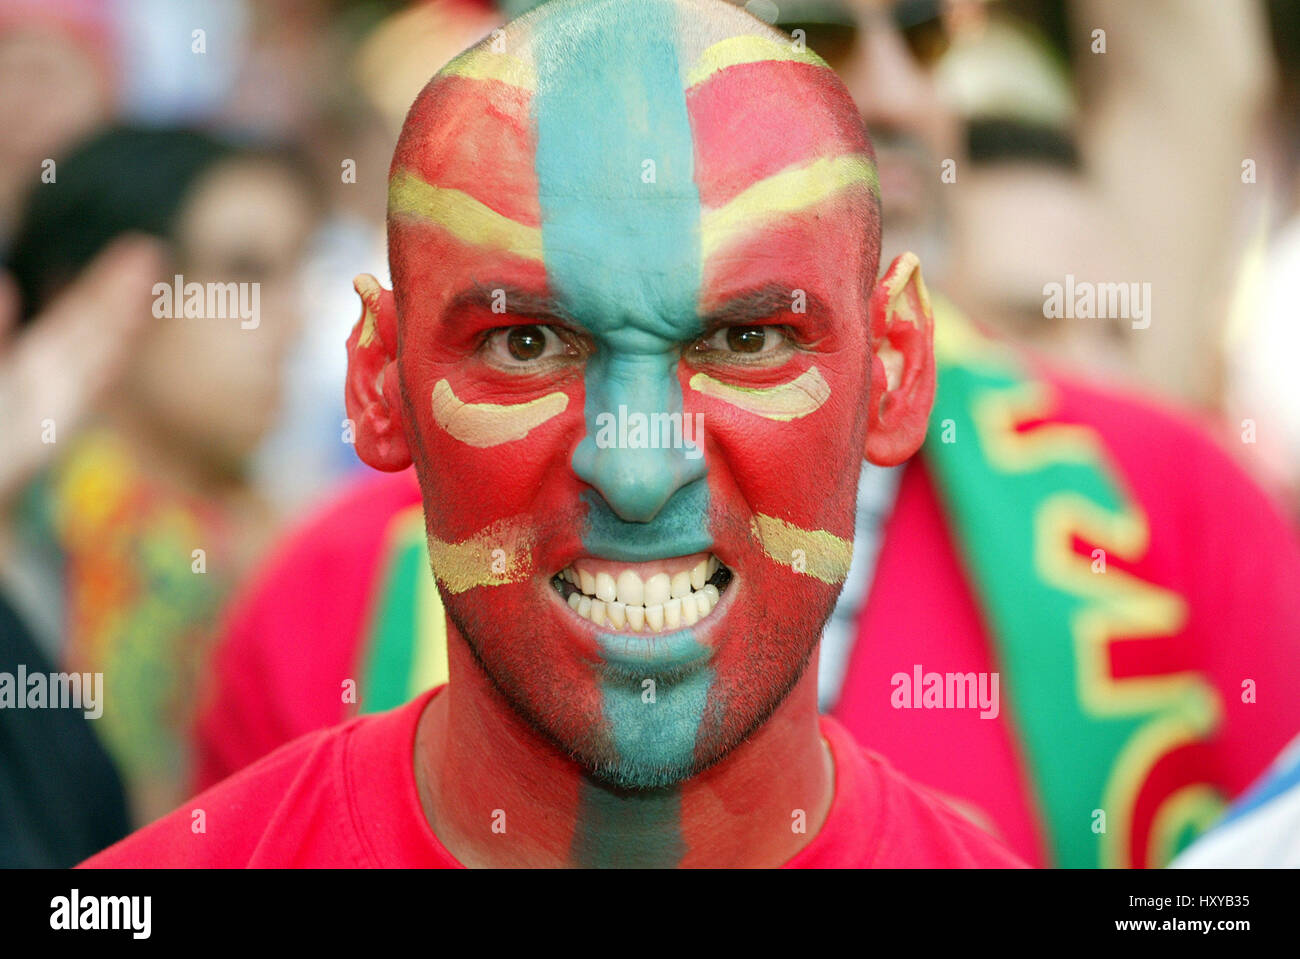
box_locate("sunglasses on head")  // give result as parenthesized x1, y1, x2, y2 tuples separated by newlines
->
(775, 0, 952, 69)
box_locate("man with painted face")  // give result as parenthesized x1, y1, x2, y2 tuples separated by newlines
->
(84, 0, 1022, 868)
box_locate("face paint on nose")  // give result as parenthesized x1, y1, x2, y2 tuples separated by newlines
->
(532, 0, 714, 792)
(532, 4, 706, 506)
(573, 351, 706, 522)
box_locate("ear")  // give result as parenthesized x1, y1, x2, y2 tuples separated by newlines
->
(864, 252, 936, 466)
(346, 274, 412, 471)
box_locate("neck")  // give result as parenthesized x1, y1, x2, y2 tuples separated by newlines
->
(416, 633, 833, 868)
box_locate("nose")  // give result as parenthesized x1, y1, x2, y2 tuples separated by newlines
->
(572, 351, 707, 524)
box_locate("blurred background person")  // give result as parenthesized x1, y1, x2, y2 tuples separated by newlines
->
(936, 8, 1122, 381)
(2, 126, 319, 824)
(923, 0, 1300, 510)
(0, 0, 116, 247)
(1224, 0, 1300, 511)
(0, 235, 162, 866)
(769, 0, 1273, 412)
(250, 0, 496, 512)
(101, 0, 499, 514)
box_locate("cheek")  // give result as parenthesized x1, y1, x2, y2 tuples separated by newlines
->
(400, 354, 590, 542)
(683, 349, 869, 545)
(693, 211, 876, 537)
(393, 234, 584, 539)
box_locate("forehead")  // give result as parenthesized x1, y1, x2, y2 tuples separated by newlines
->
(388, 0, 877, 332)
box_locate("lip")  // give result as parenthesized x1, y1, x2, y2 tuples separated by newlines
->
(569, 552, 711, 582)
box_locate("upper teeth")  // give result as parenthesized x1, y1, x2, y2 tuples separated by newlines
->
(561, 556, 722, 632)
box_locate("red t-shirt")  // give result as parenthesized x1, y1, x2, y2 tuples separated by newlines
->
(85, 687, 1024, 868)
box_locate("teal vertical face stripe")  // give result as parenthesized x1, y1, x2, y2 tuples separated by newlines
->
(532, 0, 706, 523)
(531, 0, 713, 803)
(579, 484, 712, 563)
(571, 776, 688, 868)
(532, 0, 702, 342)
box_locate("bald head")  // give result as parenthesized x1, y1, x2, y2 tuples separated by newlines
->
(387, 0, 881, 330)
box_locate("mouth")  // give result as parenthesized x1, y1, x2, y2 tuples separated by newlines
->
(550, 551, 734, 633)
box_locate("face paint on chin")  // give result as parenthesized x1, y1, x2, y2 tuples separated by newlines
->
(436, 513, 843, 792)
(420, 423, 850, 793)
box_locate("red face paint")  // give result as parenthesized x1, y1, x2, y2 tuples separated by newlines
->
(380, 6, 887, 866)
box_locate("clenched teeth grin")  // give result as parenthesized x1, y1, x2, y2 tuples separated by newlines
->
(552, 553, 733, 632)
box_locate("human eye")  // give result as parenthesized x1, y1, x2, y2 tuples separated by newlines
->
(482, 324, 581, 370)
(690, 325, 796, 364)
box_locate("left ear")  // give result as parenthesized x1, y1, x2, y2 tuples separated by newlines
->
(864, 252, 936, 466)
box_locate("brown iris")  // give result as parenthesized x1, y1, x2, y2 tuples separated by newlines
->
(506, 325, 546, 361)
(726, 326, 767, 353)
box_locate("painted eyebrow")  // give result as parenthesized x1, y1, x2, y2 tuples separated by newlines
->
(444, 283, 825, 330)
(443, 283, 572, 323)
(701, 285, 827, 326)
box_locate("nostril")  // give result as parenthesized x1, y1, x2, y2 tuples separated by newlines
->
(576, 444, 702, 524)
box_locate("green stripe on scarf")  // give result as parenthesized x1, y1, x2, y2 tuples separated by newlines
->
(922, 299, 1223, 867)
(359, 507, 449, 714)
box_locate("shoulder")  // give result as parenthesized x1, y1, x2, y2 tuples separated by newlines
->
(80, 736, 324, 867)
(80, 721, 355, 868)
(83, 693, 430, 868)
(811, 717, 1026, 868)
(861, 745, 1028, 868)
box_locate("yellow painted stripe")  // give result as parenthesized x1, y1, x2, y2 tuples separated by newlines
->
(442, 47, 536, 91)
(389, 169, 543, 261)
(432, 378, 568, 448)
(689, 366, 830, 421)
(750, 513, 853, 584)
(426, 515, 534, 594)
(974, 382, 1100, 473)
(687, 34, 831, 89)
(701, 154, 878, 261)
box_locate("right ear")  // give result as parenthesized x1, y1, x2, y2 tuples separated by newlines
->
(346, 274, 412, 471)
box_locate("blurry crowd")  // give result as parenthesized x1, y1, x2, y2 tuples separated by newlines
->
(0, 0, 1298, 867)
